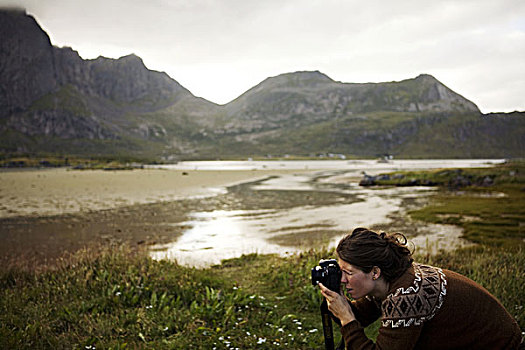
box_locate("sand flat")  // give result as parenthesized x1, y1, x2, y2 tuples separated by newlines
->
(0, 168, 298, 218)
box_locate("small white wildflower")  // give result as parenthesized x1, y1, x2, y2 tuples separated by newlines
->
(309, 328, 318, 333)
(246, 331, 251, 336)
(257, 337, 266, 344)
(146, 305, 153, 309)
(115, 292, 122, 296)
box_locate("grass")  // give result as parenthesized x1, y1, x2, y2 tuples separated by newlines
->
(1, 161, 524, 348)
(29, 85, 91, 117)
(2, 244, 522, 349)
(0, 155, 152, 169)
(404, 161, 525, 247)
(0, 247, 332, 349)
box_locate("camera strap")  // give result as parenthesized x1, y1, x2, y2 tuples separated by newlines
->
(320, 299, 345, 350)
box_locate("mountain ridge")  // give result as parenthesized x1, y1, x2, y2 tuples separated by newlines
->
(0, 9, 523, 160)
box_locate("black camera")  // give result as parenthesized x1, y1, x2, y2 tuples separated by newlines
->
(311, 259, 341, 292)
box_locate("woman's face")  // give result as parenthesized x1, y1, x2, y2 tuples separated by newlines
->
(338, 259, 375, 299)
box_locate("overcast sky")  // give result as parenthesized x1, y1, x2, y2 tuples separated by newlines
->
(2, 0, 525, 112)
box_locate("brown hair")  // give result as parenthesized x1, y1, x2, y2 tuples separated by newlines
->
(336, 227, 413, 282)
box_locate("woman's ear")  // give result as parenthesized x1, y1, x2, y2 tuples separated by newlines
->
(372, 267, 381, 280)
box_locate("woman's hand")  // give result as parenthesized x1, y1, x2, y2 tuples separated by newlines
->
(318, 283, 356, 326)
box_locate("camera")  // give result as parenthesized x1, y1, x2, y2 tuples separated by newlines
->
(311, 259, 341, 292)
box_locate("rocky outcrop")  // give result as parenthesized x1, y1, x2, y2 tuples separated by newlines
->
(6, 110, 114, 139)
(0, 8, 57, 114)
(0, 9, 198, 144)
(358, 170, 496, 188)
(0, 9, 192, 111)
(82, 54, 190, 107)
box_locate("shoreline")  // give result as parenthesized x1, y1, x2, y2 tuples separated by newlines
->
(0, 167, 312, 264)
(0, 167, 303, 219)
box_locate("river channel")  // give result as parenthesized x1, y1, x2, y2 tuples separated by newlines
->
(149, 159, 502, 267)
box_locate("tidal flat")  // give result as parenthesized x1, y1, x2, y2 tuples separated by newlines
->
(0, 167, 300, 264)
(0, 159, 498, 266)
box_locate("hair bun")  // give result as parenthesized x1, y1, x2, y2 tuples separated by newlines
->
(389, 232, 408, 246)
(337, 228, 414, 282)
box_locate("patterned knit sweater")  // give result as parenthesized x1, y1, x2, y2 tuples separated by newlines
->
(341, 263, 523, 349)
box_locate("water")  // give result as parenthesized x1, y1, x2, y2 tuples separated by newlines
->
(149, 159, 503, 267)
(149, 159, 503, 172)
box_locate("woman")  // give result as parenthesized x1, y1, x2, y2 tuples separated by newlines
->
(319, 228, 523, 349)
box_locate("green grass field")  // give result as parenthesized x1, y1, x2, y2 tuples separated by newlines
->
(1, 161, 524, 348)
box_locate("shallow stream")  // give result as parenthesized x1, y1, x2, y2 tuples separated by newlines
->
(150, 159, 498, 267)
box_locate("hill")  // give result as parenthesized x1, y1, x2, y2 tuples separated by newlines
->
(1, 9, 523, 160)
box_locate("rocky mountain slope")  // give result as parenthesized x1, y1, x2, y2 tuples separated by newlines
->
(1, 9, 523, 160)
(0, 9, 221, 158)
(223, 71, 479, 132)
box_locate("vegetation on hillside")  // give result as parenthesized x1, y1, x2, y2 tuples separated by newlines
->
(0, 155, 153, 169)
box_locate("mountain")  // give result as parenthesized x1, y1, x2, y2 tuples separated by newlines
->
(218, 70, 479, 136)
(1, 9, 524, 160)
(225, 71, 478, 129)
(0, 8, 221, 158)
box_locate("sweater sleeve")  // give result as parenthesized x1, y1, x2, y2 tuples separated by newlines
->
(350, 297, 382, 327)
(341, 320, 423, 350)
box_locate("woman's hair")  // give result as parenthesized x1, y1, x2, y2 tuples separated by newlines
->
(336, 227, 413, 282)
